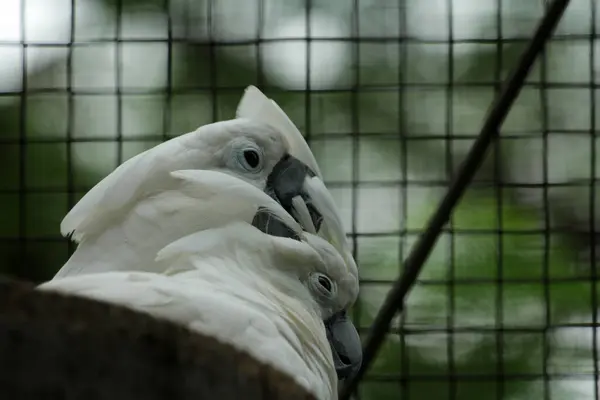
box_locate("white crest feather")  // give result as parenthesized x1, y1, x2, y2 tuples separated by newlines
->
(59, 120, 242, 243)
(155, 221, 314, 267)
(170, 169, 304, 237)
(236, 86, 323, 178)
(53, 169, 307, 279)
(60, 149, 154, 241)
(60, 131, 193, 242)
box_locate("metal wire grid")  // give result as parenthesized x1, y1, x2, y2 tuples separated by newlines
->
(0, 0, 595, 399)
(343, 2, 592, 400)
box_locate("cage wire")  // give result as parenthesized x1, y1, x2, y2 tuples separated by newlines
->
(0, 0, 598, 399)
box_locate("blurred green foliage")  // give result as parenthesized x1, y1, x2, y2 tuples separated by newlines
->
(1, 0, 598, 399)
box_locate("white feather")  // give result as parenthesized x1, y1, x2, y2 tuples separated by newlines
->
(60, 135, 185, 242)
(171, 169, 303, 236)
(236, 85, 323, 178)
(53, 170, 302, 279)
(40, 222, 338, 400)
(60, 119, 275, 243)
(155, 221, 309, 267)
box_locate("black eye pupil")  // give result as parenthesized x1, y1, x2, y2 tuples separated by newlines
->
(244, 150, 260, 169)
(318, 275, 332, 292)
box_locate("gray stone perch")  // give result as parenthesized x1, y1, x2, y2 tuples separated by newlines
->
(0, 279, 316, 400)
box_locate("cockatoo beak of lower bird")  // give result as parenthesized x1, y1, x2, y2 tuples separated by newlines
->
(255, 153, 363, 381)
(325, 310, 362, 381)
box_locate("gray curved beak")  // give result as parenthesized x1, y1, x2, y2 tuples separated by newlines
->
(256, 154, 323, 238)
(325, 310, 362, 380)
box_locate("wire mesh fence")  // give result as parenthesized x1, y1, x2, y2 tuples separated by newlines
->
(0, 0, 598, 399)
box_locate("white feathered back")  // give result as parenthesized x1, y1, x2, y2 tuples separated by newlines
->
(236, 86, 323, 178)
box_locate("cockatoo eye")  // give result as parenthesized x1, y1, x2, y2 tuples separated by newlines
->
(318, 275, 332, 292)
(244, 149, 260, 168)
(237, 146, 264, 172)
(308, 272, 337, 300)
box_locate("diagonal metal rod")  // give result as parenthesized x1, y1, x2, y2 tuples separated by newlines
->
(339, 0, 572, 398)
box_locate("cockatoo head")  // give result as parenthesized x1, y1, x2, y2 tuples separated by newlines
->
(233, 86, 361, 381)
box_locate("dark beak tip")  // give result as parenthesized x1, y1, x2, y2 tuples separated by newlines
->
(335, 362, 361, 380)
(325, 312, 363, 381)
(334, 354, 362, 380)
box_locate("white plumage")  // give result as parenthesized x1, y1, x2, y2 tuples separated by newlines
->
(39, 86, 360, 400)
(41, 222, 340, 399)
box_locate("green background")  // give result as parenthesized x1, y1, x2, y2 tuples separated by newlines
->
(1, 0, 599, 398)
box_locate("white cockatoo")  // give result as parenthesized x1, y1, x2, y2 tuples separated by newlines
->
(38, 86, 361, 399)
